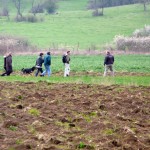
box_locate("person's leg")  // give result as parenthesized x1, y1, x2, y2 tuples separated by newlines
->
(47, 66, 51, 77)
(1, 72, 7, 76)
(39, 68, 43, 74)
(35, 69, 39, 76)
(41, 65, 47, 76)
(6, 70, 12, 76)
(67, 64, 70, 76)
(103, 65, 108, 77)
(64, 63, 69, 77)
(64, 63, 67, 77)
(109, 65, 114, 76)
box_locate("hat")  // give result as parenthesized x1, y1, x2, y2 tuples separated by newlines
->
(67, 51, 70, 53)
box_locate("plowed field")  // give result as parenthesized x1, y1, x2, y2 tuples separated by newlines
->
(0, 82, 150, 150)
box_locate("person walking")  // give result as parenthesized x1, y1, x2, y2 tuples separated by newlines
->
(63, 51, 71, 77)
(35, 53, 44, 76)
(41, 52, 51, 77)
(103, 51, 114, 76)
(1, 52, 13, 76)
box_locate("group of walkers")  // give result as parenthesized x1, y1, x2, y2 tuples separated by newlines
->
(35, 50, 71, 77)
(0, 50, 114, 77)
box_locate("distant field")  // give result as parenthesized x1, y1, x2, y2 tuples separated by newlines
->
(0, 54, 150, 73)
(0, 2, 150, 49)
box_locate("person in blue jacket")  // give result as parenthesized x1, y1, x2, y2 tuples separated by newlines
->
(41, 52, 51, 77)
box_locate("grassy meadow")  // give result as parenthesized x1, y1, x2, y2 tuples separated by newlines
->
(0, 75, 150, 86)
(0, 1, 150, 49)
(0, 55, 150, 73)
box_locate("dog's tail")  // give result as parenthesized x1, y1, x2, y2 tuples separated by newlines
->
(21, 68, 24, 71)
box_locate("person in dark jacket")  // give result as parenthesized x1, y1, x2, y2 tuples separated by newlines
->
(1, 53, 13, 76)
(40, 52, 51, 77)
(103, 51, 114, 76)
(35, 53, 44, 76)
(4, 55, 6, 71)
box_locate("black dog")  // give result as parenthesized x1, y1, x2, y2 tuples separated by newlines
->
(21, 66, 36, 74)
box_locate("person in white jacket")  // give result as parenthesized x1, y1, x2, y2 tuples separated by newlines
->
(63, 51, 71, 77)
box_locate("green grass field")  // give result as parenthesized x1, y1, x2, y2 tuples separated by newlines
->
(0, 75, 150, 86)
(0, 1, 150, 49)
(0, 55, 150, 73)
(0, 54, 150, 86)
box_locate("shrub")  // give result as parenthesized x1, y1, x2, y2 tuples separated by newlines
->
(14, 15, 26, 22)
(44, 0, 58, 14)
(0, 35, 34, 55)
(0, 8, 9, 17)
(30, 4, 44, 14)
(26, 14, 38, 23)
(132, 25, 150, 37)
(114, 35, 150, 52)
(14, 14, 44, 23)
(92, 9, 103, 16)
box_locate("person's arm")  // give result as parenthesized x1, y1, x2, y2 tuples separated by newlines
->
(66, 55, 70, 64)
(49, 56, 51, 65)
(112, 56, 114, 64)
(47, 56, 51, 65)
(104, 56, 107, 66)
(4, 57, 6, 69)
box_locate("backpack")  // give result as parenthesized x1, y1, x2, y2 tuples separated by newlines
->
(62, 55, 67, 63)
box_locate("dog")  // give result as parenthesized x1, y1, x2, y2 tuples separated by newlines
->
(21, 66, 36, 74)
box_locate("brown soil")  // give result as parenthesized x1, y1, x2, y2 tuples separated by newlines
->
(54, 71, 150, 77)
(0, 82, 150, 150)
(11, 71, 150, 77)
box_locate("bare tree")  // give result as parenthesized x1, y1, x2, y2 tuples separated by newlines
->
(31, 0, 35, 10)
(30, 0, 44, 16)
(13, 0, 23, 17)
(135, 0, 150, 11)
(88, 0, 105, 16)
(0, 0, 9, 19)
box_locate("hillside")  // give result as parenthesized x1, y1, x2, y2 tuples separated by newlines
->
(0, 1, 150, 50)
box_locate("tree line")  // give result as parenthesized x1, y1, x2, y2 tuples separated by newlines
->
(0, 0, 58, 21)
(88, 0, 150, 16)
(0, 0, 149, 20)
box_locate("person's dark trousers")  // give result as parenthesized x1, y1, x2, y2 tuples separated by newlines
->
(1, 70, 12, 76)
(35, 68, 43, 76)
(1, 72, 7, 76)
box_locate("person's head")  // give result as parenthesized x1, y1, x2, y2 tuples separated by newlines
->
(67, 51, 70, 55)
(39, 53, 43, 56)
(47, 52, 50, 55)
(8, 52, 12, 56)
(106, 50, 110, 55)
